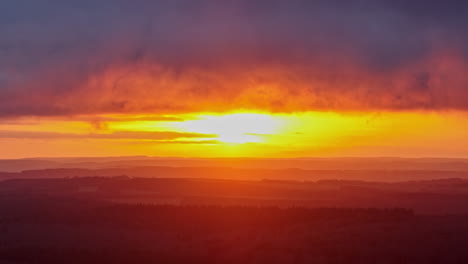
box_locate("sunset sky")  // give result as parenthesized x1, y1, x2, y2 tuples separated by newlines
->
(2, 0, 468, 158)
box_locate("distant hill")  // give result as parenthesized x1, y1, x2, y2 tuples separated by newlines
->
(2, 176, 468, 214)
(2, 166, 468, 182)
(3, 157, 468, 172)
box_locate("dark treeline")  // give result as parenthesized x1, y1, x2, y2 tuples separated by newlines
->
(87, 205, 415, 231)
(0, 198, 414, 229)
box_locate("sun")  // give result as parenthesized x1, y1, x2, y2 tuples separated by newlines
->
(172, 113, 283, 144)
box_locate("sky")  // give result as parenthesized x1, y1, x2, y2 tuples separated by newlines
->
(1, 0, 468, 158)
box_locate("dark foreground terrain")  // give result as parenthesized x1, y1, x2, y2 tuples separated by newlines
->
(1, 177, 468, 263)
(1, 198, 468, 264)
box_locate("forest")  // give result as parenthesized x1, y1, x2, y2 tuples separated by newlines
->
(0, 176, 468, 263)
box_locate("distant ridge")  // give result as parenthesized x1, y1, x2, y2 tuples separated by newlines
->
(2, 166, 468, 182)
(2, 157, 468, 173)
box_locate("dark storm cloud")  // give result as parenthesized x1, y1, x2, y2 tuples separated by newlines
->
(1, 0, 468, 116)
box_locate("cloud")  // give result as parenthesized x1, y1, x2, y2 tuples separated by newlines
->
(2, 0, 468, 117)
(126, 139, 220, 145)
(0, 130, 216, 141)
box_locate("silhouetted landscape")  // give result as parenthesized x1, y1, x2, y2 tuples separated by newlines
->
(1, 157, 468, 263)
(5, 0, 468, 262)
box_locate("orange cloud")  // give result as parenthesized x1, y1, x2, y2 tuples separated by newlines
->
(2, 0, 468, 118)
(0, 130, 215, 141)
(36, 50, 465, 116)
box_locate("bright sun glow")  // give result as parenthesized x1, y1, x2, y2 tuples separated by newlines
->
(3, 111, 468, 158)
(173, 113, 283, 144)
